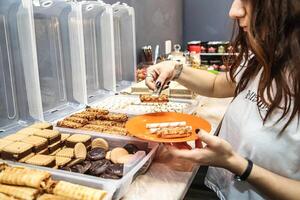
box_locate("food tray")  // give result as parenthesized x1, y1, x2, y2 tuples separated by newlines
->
(90, 95, 199, 115)
(0, 161, 114, 200)
(0, 129, 159, 200)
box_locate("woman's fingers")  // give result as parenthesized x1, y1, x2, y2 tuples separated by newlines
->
(145, 68, 158, 90)
(198, 130, 221, 148)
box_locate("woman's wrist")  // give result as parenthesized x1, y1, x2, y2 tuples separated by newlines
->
(225, 152, 249, 176)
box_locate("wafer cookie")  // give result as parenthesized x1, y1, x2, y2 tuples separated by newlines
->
(53, 181, 107, 200)
(0, 166, 51, 189)
(0, 184, 39, 200)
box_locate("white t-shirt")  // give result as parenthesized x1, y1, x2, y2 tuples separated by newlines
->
(205, 69, 300, 200)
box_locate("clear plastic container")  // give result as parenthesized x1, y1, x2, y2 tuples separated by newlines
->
(3, 161, 114, 200)
(0, 0, 43, 133)
(1, 129, 159, 200)
(112, 3, 136, 90)
(33, 0, 87, 122)
(68, 0, 116, 104)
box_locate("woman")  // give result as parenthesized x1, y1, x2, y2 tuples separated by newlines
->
(145, 0, 300, 199)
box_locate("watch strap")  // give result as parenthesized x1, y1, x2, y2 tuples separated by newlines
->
(234, 158, 253, 181)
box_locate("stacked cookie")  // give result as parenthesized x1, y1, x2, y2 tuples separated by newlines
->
(57, 108, 129, 135)
(0, 123, 67, 166)
(0, 163, 107, 200)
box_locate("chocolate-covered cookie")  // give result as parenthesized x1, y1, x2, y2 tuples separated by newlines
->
(89, 159, 110, 176)
(106, 163, 123, 177)
(81, 160, 92, 173)
(87, 148, 106, 161)
(123, 144, 139, 154)
(71, 164, 85, 174)
(61, 166, 72, 172)
(100, 173, 120, 180)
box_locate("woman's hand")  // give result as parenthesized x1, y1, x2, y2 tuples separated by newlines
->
(145, 61, 178, 90)
(165, 131, 247, 175)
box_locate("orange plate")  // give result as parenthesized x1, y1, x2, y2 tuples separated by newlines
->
(125, 112, 211, 143)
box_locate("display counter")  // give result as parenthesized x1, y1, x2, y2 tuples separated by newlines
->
(123, 96, 232, 200)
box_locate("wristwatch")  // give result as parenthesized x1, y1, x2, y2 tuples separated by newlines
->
(234, 158, 253, 181)
(172, 64, 184, 80)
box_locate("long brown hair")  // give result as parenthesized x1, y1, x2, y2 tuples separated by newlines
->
(228, 0, 300, 133)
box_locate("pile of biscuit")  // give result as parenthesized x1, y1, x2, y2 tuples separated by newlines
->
(60, 138, 142, 179)
(57, 108, 129, 135)
(0, 163, 107, 200)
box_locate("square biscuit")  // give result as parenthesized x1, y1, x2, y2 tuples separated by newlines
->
(61, 133, 70, 142)
(48, 141, 62, 154)
(65, 134, 91, 148)
(15, 127, 41, 136)
(55, 156, 71, 167)
(1, 142, 33, 161)
(56, 148, 74, 158)
(28, 122, 53, 130)
(25, 154, 56, 167)
(22, 136, 48, 153)
(33, 130, 61, 145)
(3, 134, 28, 142)
(0, 139, 14, 152)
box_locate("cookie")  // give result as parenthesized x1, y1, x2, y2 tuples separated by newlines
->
(85, 108, 109, 115)
(3, 134, 28, 142)
(63, 117, 88, 125)
(33, 130, 61, 145)
(55, 157, 72, 167)
(25, 155, 56, 167)
(56, 148, 74, 158)
(18, 153, 35, 163)
(106, 163, 123, 177)
(0, 139, 13, 152)
(88, 160, 110, 176)
(110, 148, 129, 164)
(123, 144, 139, 154)
(74, 143, 87, 160)
(87, 148, 106, 161)
(29, 122, 53, 130)
(116, 154, 134, 164)
(37, 148, 49, 155)
(15, 127, 41, 136)
(22, 136, 48, 153)
(66, 158, 84, 167)
(1, 142, 33, 161)
(61, 133, 70, 142)
(49, 148, 62, 156)
(37, 194, 71, 200)
(91, 138, 109, 150)
(65, 134, 91, 148)
(105, 151, 111, 160)
(48, 141, 62, 154)
(57, 120, 83, 129)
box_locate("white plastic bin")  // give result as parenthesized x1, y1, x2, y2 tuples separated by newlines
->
(33, 0, 87, 122)
(0, 0, 43, 133)
(69, 0, 116, 104)
(112, 3, 136, 90)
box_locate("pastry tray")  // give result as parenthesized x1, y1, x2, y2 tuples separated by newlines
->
(90, 95, 199, 115)
(0, 130, 159, 200)
(0, 161, 114, 200)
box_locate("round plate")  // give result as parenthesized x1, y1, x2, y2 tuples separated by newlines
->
(125, 112, 211, 143)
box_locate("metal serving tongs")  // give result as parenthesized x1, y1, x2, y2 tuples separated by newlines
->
(152, 82, 165, 97)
